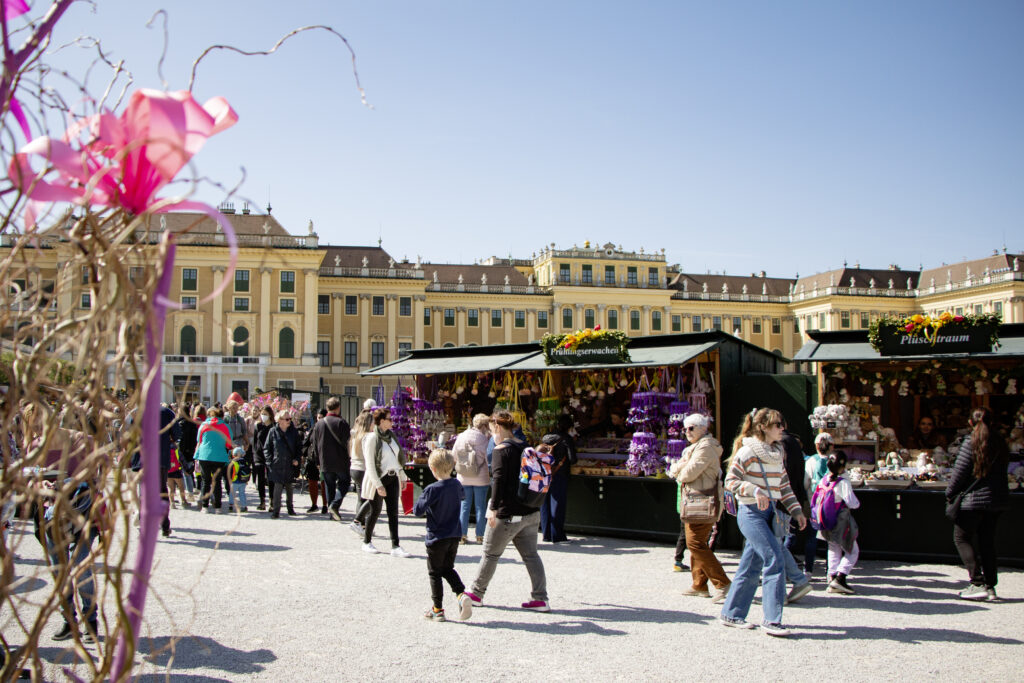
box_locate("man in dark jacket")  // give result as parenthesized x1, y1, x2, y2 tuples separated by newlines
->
(540, 415, 577, 544)
(780, 420, 815, 589)
(311, 396, 352, 521)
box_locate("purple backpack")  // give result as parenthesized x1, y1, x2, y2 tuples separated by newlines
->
(810, 477, 845, 531)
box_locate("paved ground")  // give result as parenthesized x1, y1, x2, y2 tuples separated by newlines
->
(3, 488, 1021, 681)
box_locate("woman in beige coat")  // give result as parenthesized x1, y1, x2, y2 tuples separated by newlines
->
(669, 413, 731, 603)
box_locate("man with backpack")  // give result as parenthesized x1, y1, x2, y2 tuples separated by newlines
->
(540, 415, 577, 544)
(311, 396, 352, 522)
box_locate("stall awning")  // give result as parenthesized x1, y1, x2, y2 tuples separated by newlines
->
(361, 346, 539, 376)
(500, 340, 722, 371)
(363, 330, 783, 376)
(794, 324, 1024, 363)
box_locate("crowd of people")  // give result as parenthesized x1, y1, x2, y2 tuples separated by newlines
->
(3, 388, 1009, 640)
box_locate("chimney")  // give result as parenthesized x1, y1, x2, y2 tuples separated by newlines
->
(242, 202, 250, 215)
(218, 201, 235, 214)
(759, 271, 766, 278)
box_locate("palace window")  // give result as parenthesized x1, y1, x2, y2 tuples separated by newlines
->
(280, 271, 295, 293)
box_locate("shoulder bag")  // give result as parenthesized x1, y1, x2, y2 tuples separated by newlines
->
(945, 477, 981, 522)
(679, 479, 721, 524)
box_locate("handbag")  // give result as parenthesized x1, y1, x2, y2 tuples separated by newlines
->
(679, 479, 721, 524)
(945, 477, 981, 522)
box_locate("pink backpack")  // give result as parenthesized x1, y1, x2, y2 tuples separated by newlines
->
(810, 477, 845, 531)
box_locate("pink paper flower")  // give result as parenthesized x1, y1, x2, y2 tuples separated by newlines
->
(4, 0, 29, 20)
(905, 323, 914, 332)
(12, 88, 238, 219)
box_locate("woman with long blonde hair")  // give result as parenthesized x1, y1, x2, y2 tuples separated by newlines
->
(720, 408, 807, 636)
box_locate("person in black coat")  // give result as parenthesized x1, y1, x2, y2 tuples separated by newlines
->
(540, 415, 577, 543)
(176, 407, 199, 501)
(252, 406, 275, 510)
(946, 408, 1009, 601)
(263, 411, 301, 518)
(157, 404, 181, 537)
(779, 422, 814, 575)
(311, 397, 352, 521)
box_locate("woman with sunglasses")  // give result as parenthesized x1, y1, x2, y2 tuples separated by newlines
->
(358, 408, 412, 557)
(668, 414, 730, 603)
(264, 410, 301, 518)
(720, 407, 807, 637)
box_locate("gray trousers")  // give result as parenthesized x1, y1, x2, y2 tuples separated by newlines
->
(470, 511, 547, 602)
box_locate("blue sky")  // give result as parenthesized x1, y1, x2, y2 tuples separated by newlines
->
(44, 0, 1024, 277)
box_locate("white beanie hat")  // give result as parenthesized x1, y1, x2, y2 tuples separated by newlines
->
(683, 414, 709, 429)
(363, 398, 378, 411)
(814, 432, 833, 446)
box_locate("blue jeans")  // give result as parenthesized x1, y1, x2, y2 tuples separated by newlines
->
(460, 485, 489, 539)
(45, 529, 98, 623)
(229, 480, 248, 510)
(541, 471, 570, 542)
(722, 504, 786, 625)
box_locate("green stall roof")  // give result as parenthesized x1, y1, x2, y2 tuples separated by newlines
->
(794, 324, 1024, 363)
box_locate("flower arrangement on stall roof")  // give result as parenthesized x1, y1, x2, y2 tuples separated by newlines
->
(867, 311, 1002, 352)
(626, 432, 662, 476)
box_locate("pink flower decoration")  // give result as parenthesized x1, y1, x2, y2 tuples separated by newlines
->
(905, 323, 915, 332)
(4, 0, 29, 20)
(12, 88, 237, 218)
(10, 89, 239, 306)
(953, 315, 964, 322)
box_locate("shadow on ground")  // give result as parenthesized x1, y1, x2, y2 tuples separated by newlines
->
(461, 602, 712, 635)
(138, 634, 276, 675)
(795, 624, 1023, 645)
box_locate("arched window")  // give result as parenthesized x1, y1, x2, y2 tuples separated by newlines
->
(180, 325, 196, 355)
(442, 342, 456, 348)
(279, 327, 295, 359)
(233, 326, 249, 357)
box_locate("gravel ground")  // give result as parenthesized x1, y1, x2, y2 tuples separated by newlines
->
(4, 489, 1021, 682)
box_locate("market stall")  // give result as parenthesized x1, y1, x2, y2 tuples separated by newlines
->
(794, 320, 1024, 566)
(364, 330, 798, 543)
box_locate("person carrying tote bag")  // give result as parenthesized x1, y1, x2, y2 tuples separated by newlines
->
(668, 414, 731, 603)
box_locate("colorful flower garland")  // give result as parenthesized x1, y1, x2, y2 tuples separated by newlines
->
(868, 311, 1001, 352)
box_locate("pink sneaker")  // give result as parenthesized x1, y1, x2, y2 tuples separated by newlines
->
(521, 600, 551, 612)
(463, 591, 483, 606)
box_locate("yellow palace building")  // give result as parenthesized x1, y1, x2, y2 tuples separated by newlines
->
(3, 207, 1022, 403)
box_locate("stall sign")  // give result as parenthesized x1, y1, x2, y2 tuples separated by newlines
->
(877, 323, 995, 356)
(546, 340, 625, 366)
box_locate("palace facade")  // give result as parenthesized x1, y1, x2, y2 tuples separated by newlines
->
(3, 207, 1022, 403)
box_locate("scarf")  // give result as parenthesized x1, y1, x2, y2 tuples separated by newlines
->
(742, 436, 783, 465)
(376, 426, 394, 444)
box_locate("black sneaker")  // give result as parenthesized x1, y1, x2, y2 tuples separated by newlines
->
(53, 621, 74, 641)
(81, 621, 99, 644)
(307, 505, 319, 513)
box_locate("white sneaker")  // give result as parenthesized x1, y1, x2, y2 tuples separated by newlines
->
(390, 546, 411, 558)
(458, 593, 473, 620)
(361, 542, 379, 554)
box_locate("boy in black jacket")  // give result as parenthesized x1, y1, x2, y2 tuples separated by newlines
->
(413, 448, 472, 622)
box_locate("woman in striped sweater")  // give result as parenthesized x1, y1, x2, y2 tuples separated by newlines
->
(720, 408, 807, 637)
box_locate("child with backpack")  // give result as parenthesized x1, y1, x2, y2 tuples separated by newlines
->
(810, 449, 860, 594)
(228, 446, 251, 513)
(800, 433, 833, 577)
(413, 448, 473, 622)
